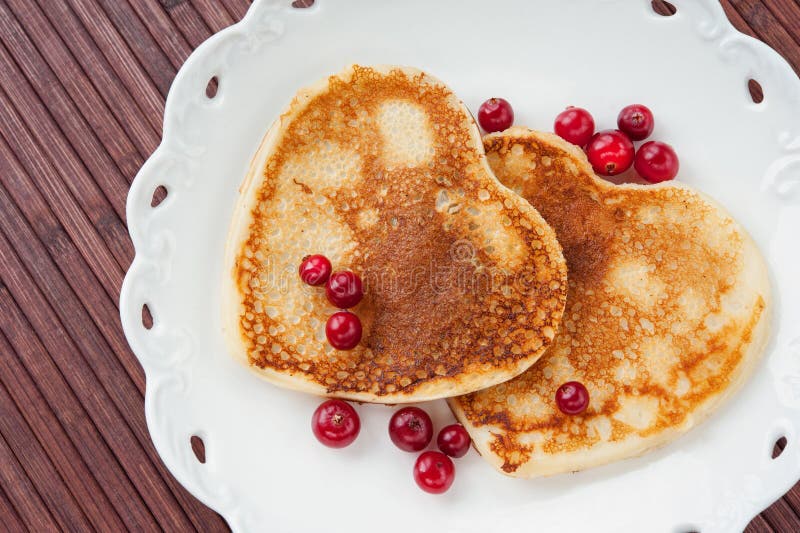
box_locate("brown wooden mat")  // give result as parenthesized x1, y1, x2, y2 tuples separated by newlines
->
(0, 1, 798, 531)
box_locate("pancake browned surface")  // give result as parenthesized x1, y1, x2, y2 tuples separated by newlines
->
(222, 67, 567, 403)
(450, 128, 770, 476)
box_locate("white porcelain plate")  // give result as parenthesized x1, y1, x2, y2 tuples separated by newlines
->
(120, 1, 800, 531)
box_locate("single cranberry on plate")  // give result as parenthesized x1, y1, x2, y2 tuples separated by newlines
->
(554, 106, 595, 147)
(325, 311, 362, 350)
(389, 406, 433, 452)
(414, 451, 455, 494)
(311, 399, 360, 448)
(437, 424, 471, 458)
(477, 98, 514, 133)
(634, 141, 680, 183)
(586, 130, 635, 176)
(617, 104, 655, 141)
(556, 381, 590, 415)
(298, 254, 332, 286)
(325, 270, 364, 308)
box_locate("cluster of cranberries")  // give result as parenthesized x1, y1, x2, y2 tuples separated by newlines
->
(310, 389, 587, 493)
(299, 254, 363, 350)
(554, 104, 679, 183)
(311, 401, 470, 494)
(476, 97, 679, 183)
(390, 407, 469, 494)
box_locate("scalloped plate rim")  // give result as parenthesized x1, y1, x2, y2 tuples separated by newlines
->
(120, 1, 800, 531)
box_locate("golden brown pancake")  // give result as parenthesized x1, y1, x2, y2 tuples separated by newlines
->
(222, 68, 567, 403)
(450, 128, 770, 476)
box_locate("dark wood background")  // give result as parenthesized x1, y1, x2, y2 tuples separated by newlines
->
(0, 0, 798, 531)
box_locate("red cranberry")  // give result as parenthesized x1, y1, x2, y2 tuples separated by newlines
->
(477, 98, 514, 133)
(311, 399, 360, 448)
(617, 104, 655, 141)
(298, 254, 332, 286)
(325, 311, 362, 350)
(586, 130, 635, 176)
(554, 107, 595, 147)
(413, 451, 455, 494)
(634, 141, 680, 183)
(437, 424, 471, 458)
(325, 271, 363, 308)
(556, 381, 589, 415)
(388, 407, 433, 452)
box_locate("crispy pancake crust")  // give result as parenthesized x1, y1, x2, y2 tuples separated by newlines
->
(222, 68, 567, 403)
(450, 128, 770, 476)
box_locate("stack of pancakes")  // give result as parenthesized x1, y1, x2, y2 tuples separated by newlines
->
(223, 65, 770, 477)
